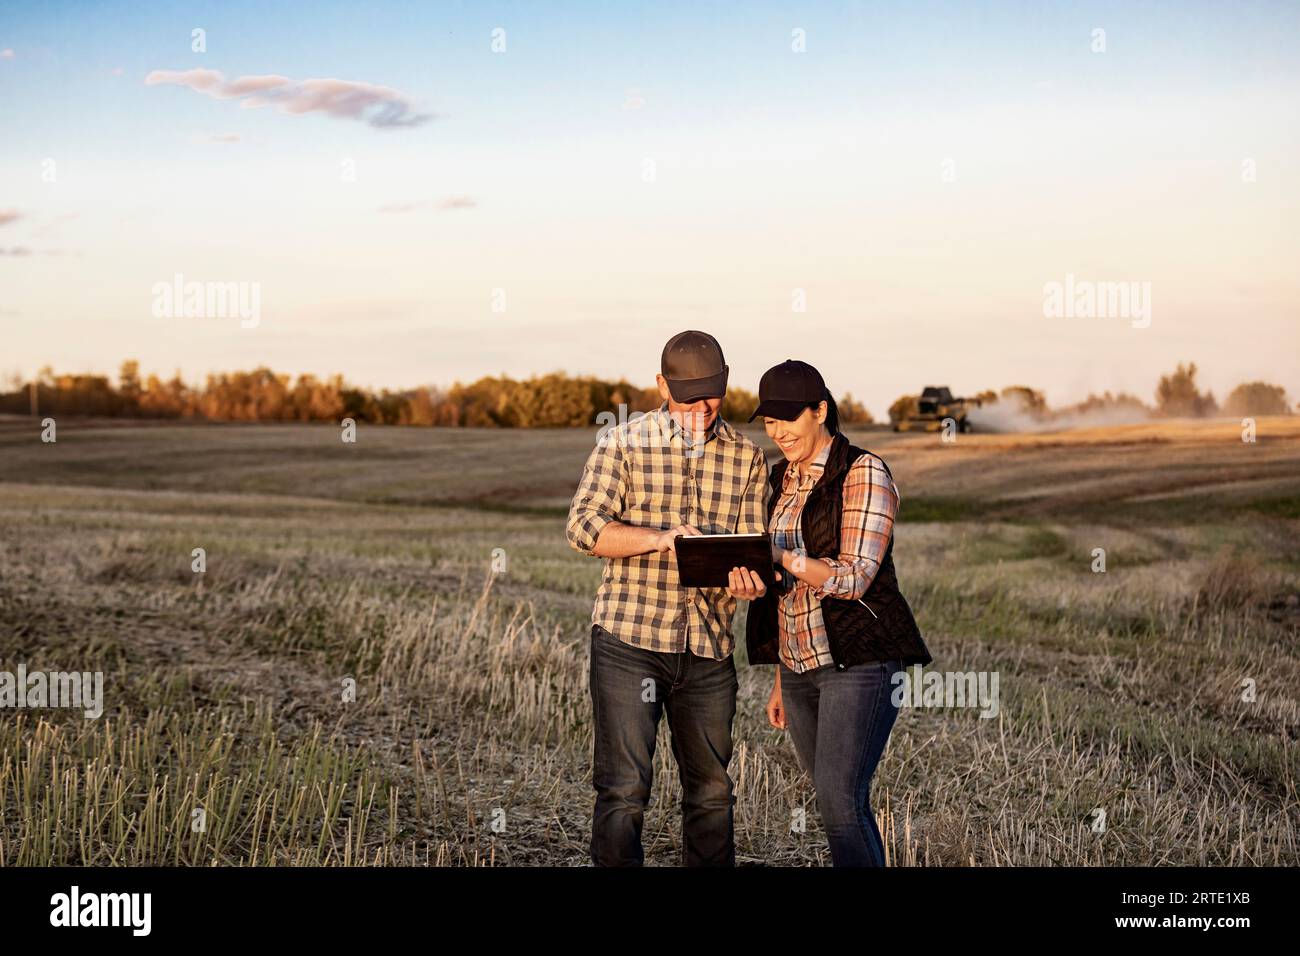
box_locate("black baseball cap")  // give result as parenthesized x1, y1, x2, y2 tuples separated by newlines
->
(748, 359, 827, 422)
(661, 330, 729, 403)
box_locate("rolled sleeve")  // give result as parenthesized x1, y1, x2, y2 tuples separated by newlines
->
(812, 454, 897, 601)
(566, 435, 627, 556)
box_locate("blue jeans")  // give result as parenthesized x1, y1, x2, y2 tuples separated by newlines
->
(588, 624, 738, 866)
(779, 657, 903, 866)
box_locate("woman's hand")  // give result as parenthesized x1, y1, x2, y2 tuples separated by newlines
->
(766, 673, 785, 729)
(726, 566, 766, 600)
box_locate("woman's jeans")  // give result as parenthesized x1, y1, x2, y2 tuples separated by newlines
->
(588, 624, 738, 866)
(780, 657, 903, 866)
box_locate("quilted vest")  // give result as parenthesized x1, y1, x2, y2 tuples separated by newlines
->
(745, 431, 933, 670)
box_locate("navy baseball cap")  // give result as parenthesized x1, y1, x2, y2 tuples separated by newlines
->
(748, 359, 827, 422)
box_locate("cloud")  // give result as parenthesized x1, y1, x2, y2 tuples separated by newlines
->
(0, 240, 77, 256)
(198, 133, 242, 144)
(438, 197, 476, 211)
(379, 196, 477, 213)
(145, 69, 433, 128)
(0, 209, 21, 226)
(0, 49, 14, 61)
(145, 68, 225, 94)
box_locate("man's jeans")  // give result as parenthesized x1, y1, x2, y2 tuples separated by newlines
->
(779, 657, 903, 866)
(588, 624, 738, 866)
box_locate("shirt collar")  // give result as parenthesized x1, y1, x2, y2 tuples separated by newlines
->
(653, 401, 736, 447)
(783, 436, 833, 490)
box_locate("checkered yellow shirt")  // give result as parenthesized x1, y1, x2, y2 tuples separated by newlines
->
(566, 403, 769, 658)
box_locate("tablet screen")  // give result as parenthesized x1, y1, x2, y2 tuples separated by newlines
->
(674, 533, 775, 589)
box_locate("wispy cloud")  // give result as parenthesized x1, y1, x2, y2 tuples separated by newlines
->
(438, 197, 476, 211)
(379, 196, 477, 213)
(0, 49, 14, 61)
(0, 209, 22, 226)
(0, 240, 77, 257)
(144, 69, 433, 128)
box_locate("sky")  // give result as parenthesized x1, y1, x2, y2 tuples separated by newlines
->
(2, 0, 1298, 416)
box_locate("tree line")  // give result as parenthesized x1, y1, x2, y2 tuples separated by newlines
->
(0, 361, 874, 428)
(886, 362, 1294, 424)
(1, 360, 1288, 427)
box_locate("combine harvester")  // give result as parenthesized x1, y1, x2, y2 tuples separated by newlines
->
(893, 386, 984, 433)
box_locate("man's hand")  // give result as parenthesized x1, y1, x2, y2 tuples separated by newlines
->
(726, 566, 767, 600)
(654, 524, 702, 552)
(592, 522, 699, 558)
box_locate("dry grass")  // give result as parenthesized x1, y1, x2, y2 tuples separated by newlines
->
(0, 417, 1297, 865)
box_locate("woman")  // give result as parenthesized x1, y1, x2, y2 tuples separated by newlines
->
(726, 359, 932, 867)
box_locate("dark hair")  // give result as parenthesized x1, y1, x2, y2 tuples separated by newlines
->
(811, 390, 839, 434)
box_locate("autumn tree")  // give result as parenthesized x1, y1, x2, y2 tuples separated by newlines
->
(837, 392, 873, 425)
(1000, 386, 1047, 415)
(118, 360, 142, 412)
(1223, 381, 1291, 417)
(1061, 391, 1150, 416)
(888, 394, 918, 425)
(1155, 362, 1218, 417)
(719, 387, 759, 424)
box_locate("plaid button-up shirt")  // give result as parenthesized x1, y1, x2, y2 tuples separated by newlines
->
(566, 402, 769, 658)
(771, 441, 900, 672)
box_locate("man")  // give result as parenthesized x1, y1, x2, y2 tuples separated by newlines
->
(566, 330, 769, 866)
